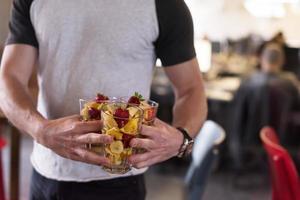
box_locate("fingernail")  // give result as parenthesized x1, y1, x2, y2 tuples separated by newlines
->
(105, 137, 112, 143)
(131, 141, 136, 147)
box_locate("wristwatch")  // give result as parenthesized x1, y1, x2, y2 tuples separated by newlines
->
(177, 127, 194, 158)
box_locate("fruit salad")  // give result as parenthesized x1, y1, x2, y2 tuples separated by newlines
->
(80, 93, 109, 121)
(79, 92, 157, 173)
(101, 103, 143, 174)
(127, 92, 159, 126)
(79, 93, 110, 153)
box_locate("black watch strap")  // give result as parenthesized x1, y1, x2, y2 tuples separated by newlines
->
(176, 127, 194, 158)
(177, 127, 193, 141)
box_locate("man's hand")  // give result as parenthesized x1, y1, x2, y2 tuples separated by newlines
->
(36, 115, 113, 166)
(129, 118, 183, 168)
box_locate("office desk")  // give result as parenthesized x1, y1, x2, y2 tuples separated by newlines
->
(205, 77, 241, 102)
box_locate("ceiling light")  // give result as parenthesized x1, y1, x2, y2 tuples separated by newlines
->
(244, 0, 287, 18)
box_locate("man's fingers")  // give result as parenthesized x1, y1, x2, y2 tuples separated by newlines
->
(153, 118, 163, 126)
(140, 125, 159, 138)
(72, 148, 111, 166)
(130, 138, 155, 150)
(66, 115, 82, 121)
(76, 133, 113, 144)
(74, 120, 103, 134)
(129, 152, 154, 164)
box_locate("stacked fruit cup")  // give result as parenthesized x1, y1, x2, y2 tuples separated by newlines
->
(79, 93, 157, 174)
(121, 92, 159, 126)
(139, 100, 159, 126)
(79, 94, 112, 153)
(101, 102, 143, 174)
(121, 93, 159, 154)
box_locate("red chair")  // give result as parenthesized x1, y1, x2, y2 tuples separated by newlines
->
(260, 127, 300, 200)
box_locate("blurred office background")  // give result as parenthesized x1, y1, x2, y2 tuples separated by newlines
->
(1, 0, 300, 200)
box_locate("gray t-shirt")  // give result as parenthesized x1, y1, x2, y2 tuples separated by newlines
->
(6, 0, 196, 181)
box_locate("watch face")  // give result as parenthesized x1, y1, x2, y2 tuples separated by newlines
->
(185, 142, 194, 155)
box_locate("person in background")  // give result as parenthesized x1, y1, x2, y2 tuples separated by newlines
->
(259, 42, 300, 89)
(230, 41, 300, 171)
(270, 32, 300, 78)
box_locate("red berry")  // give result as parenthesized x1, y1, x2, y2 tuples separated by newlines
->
(128, 92, 144, 105)
(114, 108, 129, 128)
(88, 107, 101, 120)
(95, 93, 109, 103)
(122, 134, 135, 148)
(114, 108, 130, 118)
(128, 96, 140, 105)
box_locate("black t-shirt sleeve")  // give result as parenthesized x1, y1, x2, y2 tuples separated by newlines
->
(6, 0, 38, 48)
(155, 0, 196, 67)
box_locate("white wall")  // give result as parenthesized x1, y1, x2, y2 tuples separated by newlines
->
(186, 0, 300, 46)
(2, 0, 300, 47)
(0, 0, 11, 45)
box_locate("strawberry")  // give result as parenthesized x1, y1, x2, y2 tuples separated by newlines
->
(114, 108, 130, 128)
(128, 92, 144, 105)
(122, 134, 135, 148)
(95, 93, 109, 103)
(88, 107, 101, 120)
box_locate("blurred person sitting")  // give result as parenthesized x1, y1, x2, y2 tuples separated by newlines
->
(229, 42, 300, 172)
(271, 32, 300, 78)
(259, 42, 299, 90)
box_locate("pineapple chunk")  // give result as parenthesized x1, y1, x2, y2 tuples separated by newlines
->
(120, 118, 139, 135)
(86, 102, 102, 110)
(102, 112, 118, 129)
(113, 154, 122, 165)
(80, 107, 90, 121)
(127, 107, 140, 118)
(106, 127, 123, 140)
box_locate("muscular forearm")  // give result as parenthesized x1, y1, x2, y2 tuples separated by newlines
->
(0, 75, 113, 166)
(0, 75, 45, 139)
(172, 86, 207, 138)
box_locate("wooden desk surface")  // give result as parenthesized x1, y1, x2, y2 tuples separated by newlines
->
(205, 77, 241, 102)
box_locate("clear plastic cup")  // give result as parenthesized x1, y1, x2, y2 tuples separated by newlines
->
(79, 98, 110, 154)
(139, 100, 159, 126)
(120, 97, 159, 125)
(101, 102, 143, 174)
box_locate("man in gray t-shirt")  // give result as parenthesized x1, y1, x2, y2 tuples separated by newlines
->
(0, 0, 207, 199)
